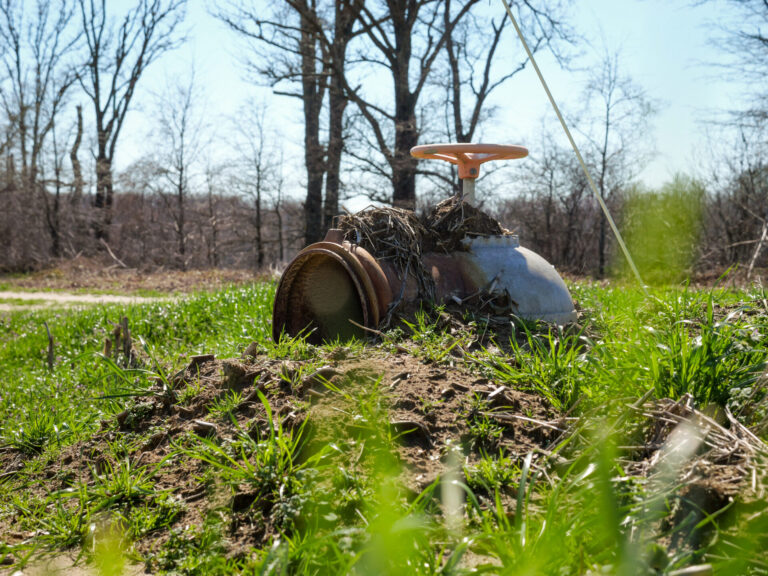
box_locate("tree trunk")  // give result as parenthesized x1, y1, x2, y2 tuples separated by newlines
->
(276, 204, 284, 261)
(323, 1, 360, 230)
(255, 190, 264, 268)
(598, 211, 606, 278)
(300, 7, 325, 245)
(176, 167, 186, 270)
(94, 151, 113, 240)
(207, 185, 219, 268)
(389, 12, 419, 211)
(323, 61, 346, 230)
(69, 105, 83, 205)
(392, 88, 418, 210)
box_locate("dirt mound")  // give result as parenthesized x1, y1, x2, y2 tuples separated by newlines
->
(0, 339, 560, 568)
(2, 308, 762, 570)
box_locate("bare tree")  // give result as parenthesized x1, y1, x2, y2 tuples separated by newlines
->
(415, 0, 573, 198)
(233, 102, 283, 269)
(340, 0, 480, 209)
(215, 0, 325, 246)
(273, 149, 286, 261)
(69, 104, 84, 205)
(151, 72, 205, 270)
(203, 163, 223, 268)
(216, 0, 364, 244)
(442, 1, 572, 145)
(577, 49, 655, 277)
(0, 0, 80, 257)
(313, 0, 364, 230)
(76, 0, 186, 240)
(701, 0, 768, 110)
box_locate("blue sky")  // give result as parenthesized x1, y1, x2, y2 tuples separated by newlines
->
(116, 0, 740, 200)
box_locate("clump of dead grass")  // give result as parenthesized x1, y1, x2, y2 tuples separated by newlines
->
(338, 206, 435, 302)
(337, 196, 514, 312)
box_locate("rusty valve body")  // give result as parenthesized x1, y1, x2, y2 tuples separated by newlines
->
(272, 228, 576, 343)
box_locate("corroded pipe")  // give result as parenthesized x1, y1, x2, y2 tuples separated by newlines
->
(272, 229, 576, 343)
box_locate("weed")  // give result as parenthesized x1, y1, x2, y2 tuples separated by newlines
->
(417, 395, 444, 415)
(148, 514, 238, 575)
(647, 296, 766, 405)
(401, 308, 470, 364)
(88, 458, 157, 509)
(5, 410, 69, 455)
(179, 392, 321, 505)
(119, 493, 184, 538)
(465, 449, 520, 492)
(12, 487, 91, 549)
(486, 322, 590, 410)
(208, 390, 243, 421)
(177, 376, 204, 404)
(464, 393, 503, 450)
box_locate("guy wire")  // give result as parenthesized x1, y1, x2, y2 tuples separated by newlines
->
(500, 0, 647, 292)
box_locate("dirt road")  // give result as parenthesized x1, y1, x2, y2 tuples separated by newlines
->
(0, 290, 164, 312)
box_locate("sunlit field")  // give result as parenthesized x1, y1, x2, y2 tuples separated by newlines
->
(1, 279, 766, 574)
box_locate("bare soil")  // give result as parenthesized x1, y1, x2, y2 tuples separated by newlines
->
(0, 334, 560, 569)
(0, 316, 759, 571)
(0, 255, 265, 294)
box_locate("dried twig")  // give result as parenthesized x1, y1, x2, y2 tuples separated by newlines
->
(43, 321, 55, 371)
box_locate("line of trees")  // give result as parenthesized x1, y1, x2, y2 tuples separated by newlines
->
(1, 0, 768, 282)
(1, 0, 575, 271)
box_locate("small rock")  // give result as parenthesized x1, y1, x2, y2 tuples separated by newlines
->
(451, 382, 470, 393)
(176, 406, 195, 419)
(142, 431, 166, 451)
(242, 341, 261, 358)
(192, 420, 217, 437)
(115, 410, 128, 427)
(302, 366, 339, 389)
(390, 420, 432, 446)
(190, 353, 215, 367)
(221, 360, 254, 391)
(440, 387, 456, 400)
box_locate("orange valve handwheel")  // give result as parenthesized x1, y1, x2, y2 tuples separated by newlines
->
(410, 143, 528, 179)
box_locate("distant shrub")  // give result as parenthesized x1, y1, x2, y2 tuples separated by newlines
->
(618, 175, 706, 284)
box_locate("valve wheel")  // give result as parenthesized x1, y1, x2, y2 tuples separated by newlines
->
(410, 143, 528, 179)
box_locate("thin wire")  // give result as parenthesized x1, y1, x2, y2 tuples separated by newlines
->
(500, 0, 647, 291)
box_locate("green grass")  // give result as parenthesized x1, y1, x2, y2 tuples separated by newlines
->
(1, 279, 768, 573)
(0, 297, 49, 306)
(0, 283, 277, 454)
(0, 280, 171, 298)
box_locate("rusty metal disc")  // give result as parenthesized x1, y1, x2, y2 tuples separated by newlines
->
(272, 243, 380, 343)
